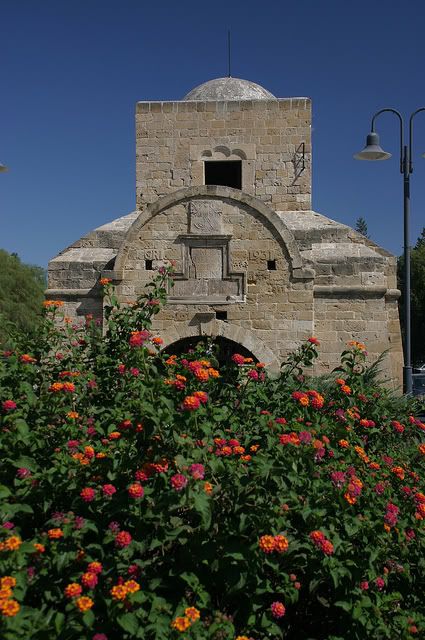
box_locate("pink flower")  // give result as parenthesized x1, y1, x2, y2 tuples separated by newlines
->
(330, 471, 346, 488)
(299, 431, 312, 444)
(270, 601, 286, 618)
(375, 577, 385, 590)
(67, 440, 80, 450)
(130, 367, 140, 377)
(115, 530, 132, 548)
(170, 473, 188, 492)
(231, 353, 245, 365)
(80, 487, 96, 502)
(189, 464, 205, 480)
(93, 635, 108, 640)
(2, 521, 15, 530)
(2, 400, 17, 412)
(247, 369, 259, 380)
(360, 581, 369, 590)
(16, 467, 31, 479)
(117, 364, 126, 375)
(102, 484, 117, 497)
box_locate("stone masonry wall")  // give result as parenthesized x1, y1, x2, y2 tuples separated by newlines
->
(135, 99, 311, 212)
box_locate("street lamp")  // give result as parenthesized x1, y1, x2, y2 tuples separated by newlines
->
(354, 107, 425, 394)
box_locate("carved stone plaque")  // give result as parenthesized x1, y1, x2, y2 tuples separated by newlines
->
(189, 247, 222, 279)
(189, 200, 223, 234)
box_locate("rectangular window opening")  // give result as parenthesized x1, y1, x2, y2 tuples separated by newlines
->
(145, 259, 153, 270)
(205, 160, 242, 189)
(216, 310, 227, 321)
(267, 260, 277, 271)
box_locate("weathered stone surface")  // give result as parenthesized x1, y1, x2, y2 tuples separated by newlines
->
(47, 76, 403, 386)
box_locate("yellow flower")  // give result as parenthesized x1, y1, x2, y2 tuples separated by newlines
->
(123, 580, 140, 594)
(0, 577, 16, 589)
(4, 536, 21, 551)
(185, 606, 200, 621)
(110, 584, 128, 600)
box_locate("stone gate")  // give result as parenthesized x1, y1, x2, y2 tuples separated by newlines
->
(47, 76, 403, 384)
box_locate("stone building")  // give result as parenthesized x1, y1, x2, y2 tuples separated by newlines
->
(47, 76, 403, 383)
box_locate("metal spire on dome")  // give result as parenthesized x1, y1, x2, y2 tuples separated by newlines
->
(227, 30, 231, 78)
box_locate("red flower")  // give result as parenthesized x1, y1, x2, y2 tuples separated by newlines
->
(307, 337, 320, 345)
(231, 353, 245, 365)
(189, 464, 205, 480)
(81, 572, 98, 589)
(182, 395, 201, 411)
(129, 330, 150, 347)
(115, 531, 132, 548)
(2, 400, 16, 412)
(87, 562, 103, 574)
(80, 487, 96, 502)
(193, 390, 208, 404)
(128, 482, 144, 499)
(271, 601, 286, 618)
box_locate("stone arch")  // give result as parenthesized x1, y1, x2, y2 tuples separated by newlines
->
(113, 185, 313, 281)
(159, 319, 281, 372)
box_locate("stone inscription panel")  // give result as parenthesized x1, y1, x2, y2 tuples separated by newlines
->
(189, 247, 222, 279)
(189, 200, 223, 234)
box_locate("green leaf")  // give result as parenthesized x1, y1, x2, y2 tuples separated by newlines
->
(193, 491, 211, 529)
(82, 609, 95, 628)
(117, 612, 139, 634)
(0, 484, 11, 499)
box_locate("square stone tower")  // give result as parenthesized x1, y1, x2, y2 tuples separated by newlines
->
(136, 77, 311, 212)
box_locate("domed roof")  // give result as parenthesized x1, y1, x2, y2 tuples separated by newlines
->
(183, 76, 276, 101)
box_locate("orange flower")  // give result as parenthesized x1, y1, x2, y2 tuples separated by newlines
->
(67, 411, 79, 419)
(344, 492, 357, 505)
(341, 385, 351, 395)
(0, 599, 20, 616)
(124, 580, 140, 594)
(96, 452, 107, 459)
(185, 606, 200, 621)
(208, 367, 220, 378)
(299, 396, 309, 407)
(0, 586, 13, 600)
(47, 528, 64, 540)
(99, 278, 112, 285)
(0, 577, 16, 589)
(20, 353, 36, 363)
(110, 584, 128, 600)
(43, 300, 64, 308)
(418, 444, 425, 456)
(152, 336, 163, 345)
(75, 596, 94, 612)
(204, 482, 213, 495)
(64, 583, 82, 598)
(108, 431, 121, 440)
(236, 637, 250, 640)
(171, 616, 191, 632)
(259, 535, 275, 554)
(33, 543, 45, 553)
(4, 536, 21, 551)
(391, 466, 405, 480)
(338, 439, 349, 448)
(274, 535, 289, 553)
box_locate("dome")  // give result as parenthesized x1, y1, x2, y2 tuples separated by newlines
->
(183, 76, 276, 101)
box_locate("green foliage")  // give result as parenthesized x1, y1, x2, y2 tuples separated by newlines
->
(354, 217, 369, 239)
(398, 227, 425, 366)
(0, 271, 424, 639)
(0, 250, 46, 347)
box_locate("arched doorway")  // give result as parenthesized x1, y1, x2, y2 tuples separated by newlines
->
(164, 336, 257, 368)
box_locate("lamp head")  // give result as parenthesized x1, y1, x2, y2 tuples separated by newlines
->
(354, 132, 392, 161)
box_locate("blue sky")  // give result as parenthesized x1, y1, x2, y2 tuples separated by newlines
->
(1, 0, 425, 269)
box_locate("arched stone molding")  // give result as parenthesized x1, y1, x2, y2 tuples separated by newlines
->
(112, 185, 314, 281)
(159, 319, 281, 372)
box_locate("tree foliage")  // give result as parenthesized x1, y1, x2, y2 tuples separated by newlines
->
(355, 217, 369, 238)
(398, 228, 425, 366)
(0, 250, 46, 347)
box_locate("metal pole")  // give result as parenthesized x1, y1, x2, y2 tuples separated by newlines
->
(403, 143, 412, 394)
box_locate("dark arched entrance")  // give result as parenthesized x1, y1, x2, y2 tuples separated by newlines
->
(164, 336, 257, 368)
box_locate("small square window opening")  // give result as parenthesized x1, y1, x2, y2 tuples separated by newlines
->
(216, 310, 227, 321)
(145, 259, 153, 270)
(204, 161, 242, 189)
(267, 260, 277, 271)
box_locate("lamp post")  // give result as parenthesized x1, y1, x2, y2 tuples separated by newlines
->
(354, 107, 425, 395)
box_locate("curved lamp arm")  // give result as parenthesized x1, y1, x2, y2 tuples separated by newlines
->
(371, 108, 404, 173)
(409, 108, 425, 173)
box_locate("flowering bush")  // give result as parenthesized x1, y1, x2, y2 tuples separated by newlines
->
(0, 269, 424, 639)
